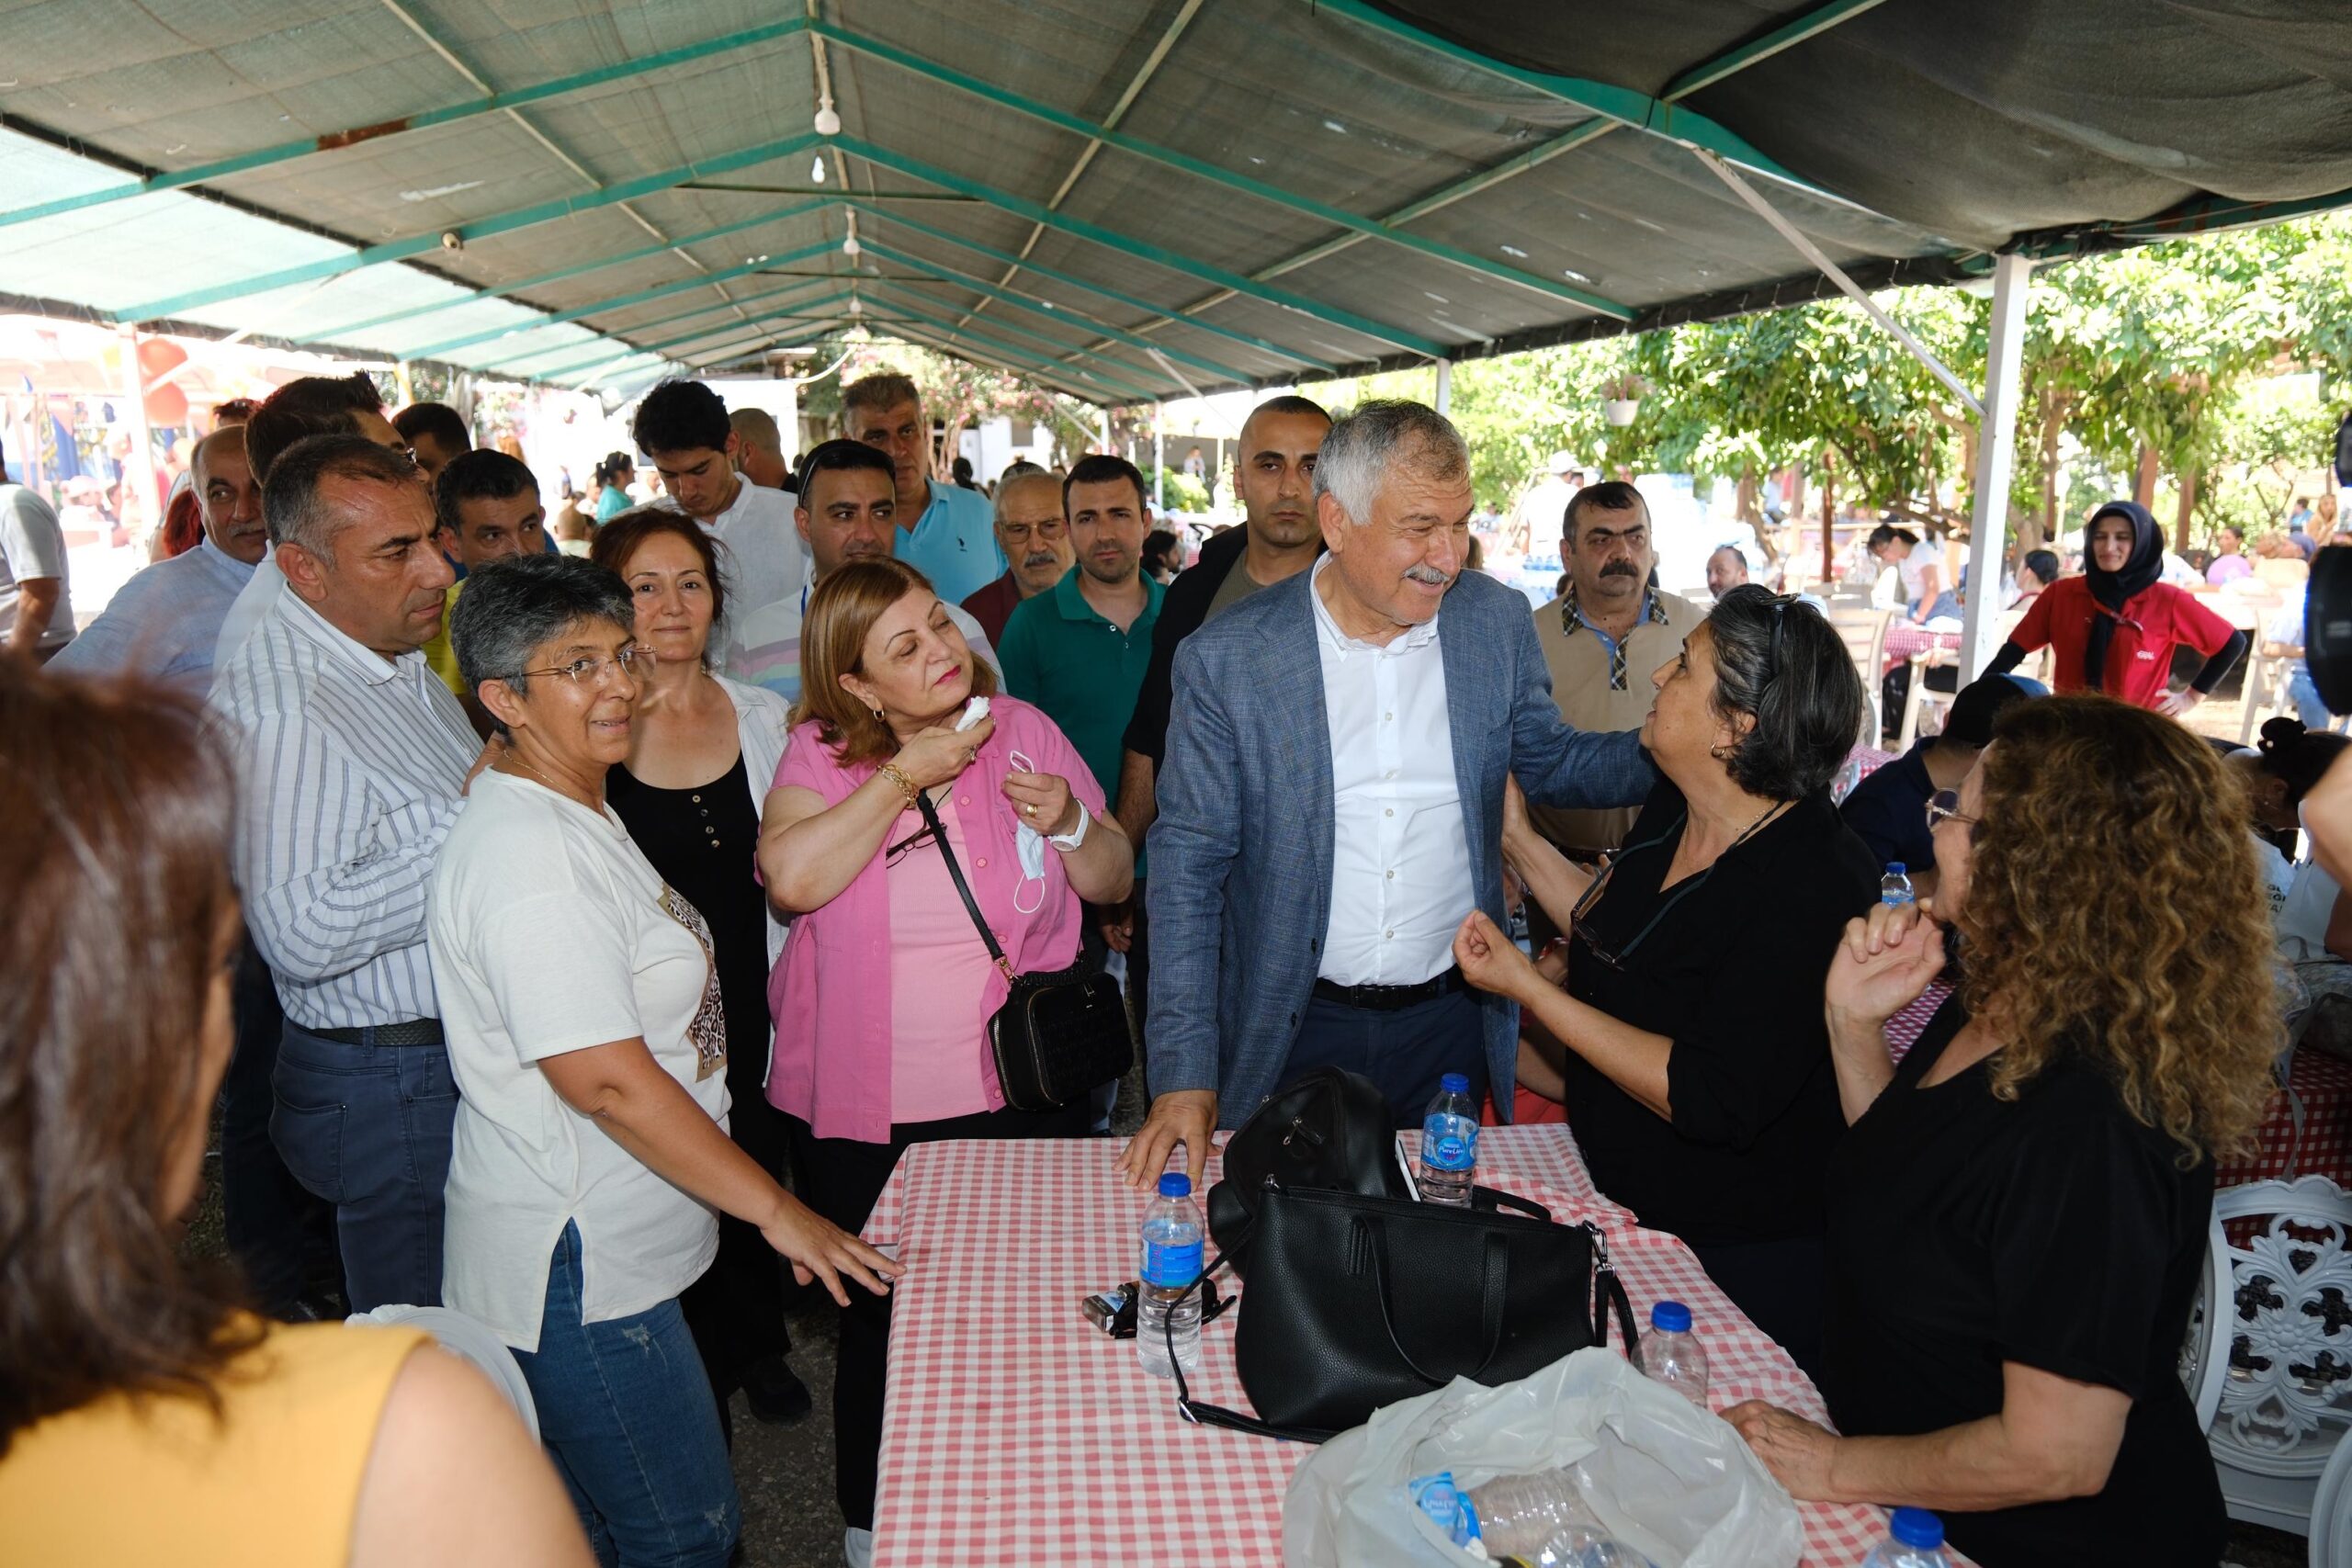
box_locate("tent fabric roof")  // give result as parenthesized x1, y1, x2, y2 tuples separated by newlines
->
(0, 0, 2346, 403)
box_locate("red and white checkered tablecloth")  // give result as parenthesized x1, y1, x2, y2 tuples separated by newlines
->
(1883, 981, 1955, 1064)
(1881, 624, 1962, 673)
(865, 1126, 1940, 1567)
(2216, 1045, 2352, 1190)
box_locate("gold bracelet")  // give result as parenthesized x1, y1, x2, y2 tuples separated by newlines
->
(876, 762, 920, 808)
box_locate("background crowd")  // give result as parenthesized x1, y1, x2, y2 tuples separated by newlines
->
(0, 362, 2313, 1568)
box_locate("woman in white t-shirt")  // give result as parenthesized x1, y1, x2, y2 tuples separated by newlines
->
(430, 555, 900, 1567)
(1867, 524, 1958, 625)
(2248, 718, 2352, 1027)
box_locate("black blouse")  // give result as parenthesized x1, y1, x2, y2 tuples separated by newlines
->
(1823, 999, 2224, 1567)
(1561, 779, 1878, 1245)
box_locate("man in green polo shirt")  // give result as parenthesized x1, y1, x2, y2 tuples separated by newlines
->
(998, 453, 1164, 813)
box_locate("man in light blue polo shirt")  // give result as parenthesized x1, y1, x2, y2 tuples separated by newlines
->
(51, 424, 263, 694)
(842, 368, 1004, 606)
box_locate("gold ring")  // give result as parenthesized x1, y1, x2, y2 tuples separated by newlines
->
(1024, 803, 1036, 817)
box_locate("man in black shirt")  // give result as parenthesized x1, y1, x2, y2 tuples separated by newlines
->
(1838, 672, 2039, 897)
(1108, 396, 1329, 1027)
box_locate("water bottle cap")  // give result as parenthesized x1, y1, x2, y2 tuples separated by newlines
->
(1889, 1507, 1943, 1549)
(1885, 862, 1905, 875)
(1439, 1072, 1469, 1093)
(1156, 1172, 1192, 1198)
(1650, 1300, 1691, 1333)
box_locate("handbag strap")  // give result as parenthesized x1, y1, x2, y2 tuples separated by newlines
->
(913, 790, 1016, 983)
(1167, 1248, 1342, 1444)
(1359, 1218, 1512, 1385)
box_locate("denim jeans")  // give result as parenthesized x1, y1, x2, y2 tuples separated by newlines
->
(221, 936, 336, 1314)
(514, 1223, 740, 1568)
(2289, 664, 2336, 730)
(268, 1022, 457, 1312)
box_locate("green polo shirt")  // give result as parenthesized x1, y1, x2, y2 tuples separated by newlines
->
(998, 566, 1165, 846)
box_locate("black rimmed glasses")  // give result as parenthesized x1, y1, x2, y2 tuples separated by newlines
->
(1567, 815, 1697, 972)
(1924, 788, 1979, 831)
(885, 820, 938, 866)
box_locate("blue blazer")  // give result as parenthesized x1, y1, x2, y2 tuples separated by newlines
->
(1145, 566, 1657, 1126)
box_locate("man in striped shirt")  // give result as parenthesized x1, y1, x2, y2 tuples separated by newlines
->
(209, 434, 492, 1312)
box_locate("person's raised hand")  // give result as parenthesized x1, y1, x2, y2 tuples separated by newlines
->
(1501, 773, 1532, 843)
(2156, 689, 2204, 718)
(1002, 768, 1078, 836)
(759, 1192, 904, 1307)
(1723, 1401, 1840, 1501)
(1453, 908, 1540, 1000)
(1826, 897, 1946, 1029)
(1116, 1089, 1216, 1190)
(894, 716, 993, 790)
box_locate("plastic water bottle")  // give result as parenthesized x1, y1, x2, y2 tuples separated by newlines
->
(1862, 1508, 1950, 1568)
(1419, 1072, 1478, 1208)
(1880, 862, 1916, 907)
(1136, 1172, 1203, 1377)
(1642, 1301, 1709, 1407)
(1410, 1468, 1653, 1565)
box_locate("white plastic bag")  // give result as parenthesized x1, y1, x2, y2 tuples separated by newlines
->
(1283, 1348, 1802, 1568)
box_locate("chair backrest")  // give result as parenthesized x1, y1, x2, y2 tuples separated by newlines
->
(2258, 556, 2312, 589)
(1828, 608, 1894, 746)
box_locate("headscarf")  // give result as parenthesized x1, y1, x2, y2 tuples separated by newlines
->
(2081, 501, 2164, 691)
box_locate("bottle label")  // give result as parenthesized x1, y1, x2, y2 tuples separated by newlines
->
(1140, 1237, 1203, 1288)
(1422, 1113, 1477, 1173)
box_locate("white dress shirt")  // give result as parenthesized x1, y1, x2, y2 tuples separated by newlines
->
(658, 479, 806, 692)
(209, 587, 480, 1030)
(1310, 555, 1476, 985)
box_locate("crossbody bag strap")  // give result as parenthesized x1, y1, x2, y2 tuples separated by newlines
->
(913, 790, 1015, 981)
(1164, 1250, 1338, 1444)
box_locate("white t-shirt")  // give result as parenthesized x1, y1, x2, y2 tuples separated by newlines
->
(2254, 833, 2296, 927)
(658, 479, 806, 693)
(0, 483, 73, 652)
(430, 769, 728, 1351)
(2278, 857, 2343, 963)
(1895, 538, 1939, 604)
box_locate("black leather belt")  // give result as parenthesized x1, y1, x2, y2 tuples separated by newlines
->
(308, 1018, 445, 1047)
(1310, 966, 1465, 1012)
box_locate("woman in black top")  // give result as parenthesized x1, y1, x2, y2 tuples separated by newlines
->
(1726, 696, 2279, 1566)
(1455, 586, 1878, 1376)
(593, 510, 810, 1429)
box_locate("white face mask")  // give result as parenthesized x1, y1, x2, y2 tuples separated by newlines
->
(1009, 744, 1046, 913)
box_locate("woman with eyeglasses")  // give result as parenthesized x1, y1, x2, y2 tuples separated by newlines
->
(756, 557, 1131, 1562)
(430, 555, 899, 1566)
(1453, 585, 1878, 1375)
(589, 509, 813, 1432)
(1724, 696, 2274, 1567)
(1984, 500, 2245, 715)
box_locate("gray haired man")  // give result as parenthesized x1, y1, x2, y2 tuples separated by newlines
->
(1120, 400, 1657, 1187)
(209, 434, 492, 1311)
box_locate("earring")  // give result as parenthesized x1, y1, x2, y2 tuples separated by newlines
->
(871, 707, 886, 723)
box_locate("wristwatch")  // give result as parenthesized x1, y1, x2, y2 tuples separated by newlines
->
(1047, 803, 1091, 852)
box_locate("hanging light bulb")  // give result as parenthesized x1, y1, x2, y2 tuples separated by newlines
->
(811, 154, 827, 184)
(842, 233, 862, 257)
(813, 96, 842, 137)
(849, 296, 864, 317)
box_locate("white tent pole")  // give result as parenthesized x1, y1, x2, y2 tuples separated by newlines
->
(1961, 252, 2033, 681)
(1433, 358, 1453, 416)
(1690, 149, 1983, 417)
(1153, 399, 1166, 510)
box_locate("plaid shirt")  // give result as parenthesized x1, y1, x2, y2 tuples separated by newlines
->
(1561, 581, 1671, 691)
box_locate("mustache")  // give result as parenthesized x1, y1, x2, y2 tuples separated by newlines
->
(1403, 564, 1453, 586)
(1021, 550, 1061, 569)
(1600, 560, 1640, 578)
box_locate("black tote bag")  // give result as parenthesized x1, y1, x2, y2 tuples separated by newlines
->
(1172, 1183, 1638, 1443)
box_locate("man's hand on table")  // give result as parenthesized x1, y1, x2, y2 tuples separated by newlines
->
(1117, 1089, 1216, 1189)
(1724, 1401, 1841, 1501)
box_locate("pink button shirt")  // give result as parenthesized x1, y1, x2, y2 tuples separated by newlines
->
(764, 695, 1107, 1143)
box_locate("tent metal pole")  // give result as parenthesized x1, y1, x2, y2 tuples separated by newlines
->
(410, 242, 835, 360)
(1691, 150, 1984, 416)
(494, 279, 842, 377)
(1961, 253, 2033, 682)
(1433, 360, 1453, 416)
(1659, 0, 1892, 100)
(1154, 402, 1166, 512)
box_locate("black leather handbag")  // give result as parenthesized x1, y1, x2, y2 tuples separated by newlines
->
(1172, 1182, 1637, 1442)
(1206, 1066, 1411, 1271)
(917, 792, 1134, 1112)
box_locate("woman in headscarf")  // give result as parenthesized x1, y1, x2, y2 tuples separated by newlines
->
(1985, 501, 2245, 715)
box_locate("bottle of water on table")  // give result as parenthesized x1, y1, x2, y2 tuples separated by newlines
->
(1411, 1467, 1652, 1565)
(1137, 1172, 1203, 1377)
(1880, 863, 1916, 907)
(1862, 1507, 1950, 1568)
(1641, 1300, 1708, 1406)
(1419, 1071, 1478, 1208)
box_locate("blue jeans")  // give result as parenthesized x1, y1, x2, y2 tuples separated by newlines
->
(1909, 591, 1962, 622)
(514, 1223, 740, 1568)
(222, 937, 336, 1314)
(2289, 664, 2336, 730)
(269, 1022, 457, 1312)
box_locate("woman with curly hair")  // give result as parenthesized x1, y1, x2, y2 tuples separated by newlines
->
(1727, 695, 2277, 1567)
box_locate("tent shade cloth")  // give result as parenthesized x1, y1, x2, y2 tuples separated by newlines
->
(0, 0, 2346, 398)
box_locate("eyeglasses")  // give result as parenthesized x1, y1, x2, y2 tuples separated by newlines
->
(1568, 815, 1702, 971)
(1924, 788, 1979, 830)
(886, 820, 937, 866)
(512, 645, 650, 687)
(1762, 592, 1798, 684)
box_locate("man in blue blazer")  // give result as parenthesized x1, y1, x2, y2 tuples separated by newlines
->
(1119, 401, 1657, 1188)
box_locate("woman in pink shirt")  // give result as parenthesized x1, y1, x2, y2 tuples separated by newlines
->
(756, 558, 1132, 1557)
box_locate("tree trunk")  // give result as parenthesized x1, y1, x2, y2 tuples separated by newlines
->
(2175, 468, 2199, 553)
(1820, 451, 1837, 586)
(2032, 389, 2066, 557)
(2133, 445, 2159, 509)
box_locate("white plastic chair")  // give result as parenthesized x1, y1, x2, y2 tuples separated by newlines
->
(351, 1303, 539, 1441)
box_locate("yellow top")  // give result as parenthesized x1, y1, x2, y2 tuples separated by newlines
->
(423, 578, 469, 698)
(0, 1316, 427, 1567)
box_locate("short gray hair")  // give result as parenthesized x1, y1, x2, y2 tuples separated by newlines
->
(262, 433, 424, 553)
(449, 554, 635, 734)
(1311, 400, 1469, 525)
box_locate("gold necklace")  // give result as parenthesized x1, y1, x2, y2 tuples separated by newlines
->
(501, 752, 591, 809)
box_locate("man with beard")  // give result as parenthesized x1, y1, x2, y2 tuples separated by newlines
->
(959, 469, 1075, 645)
(725, 440, 1000, 705)
(1529, 480, 1702, 868)
(1099, 398, 1329, 1030)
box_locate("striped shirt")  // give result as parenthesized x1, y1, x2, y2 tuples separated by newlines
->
(208, 588, 479, 1030)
